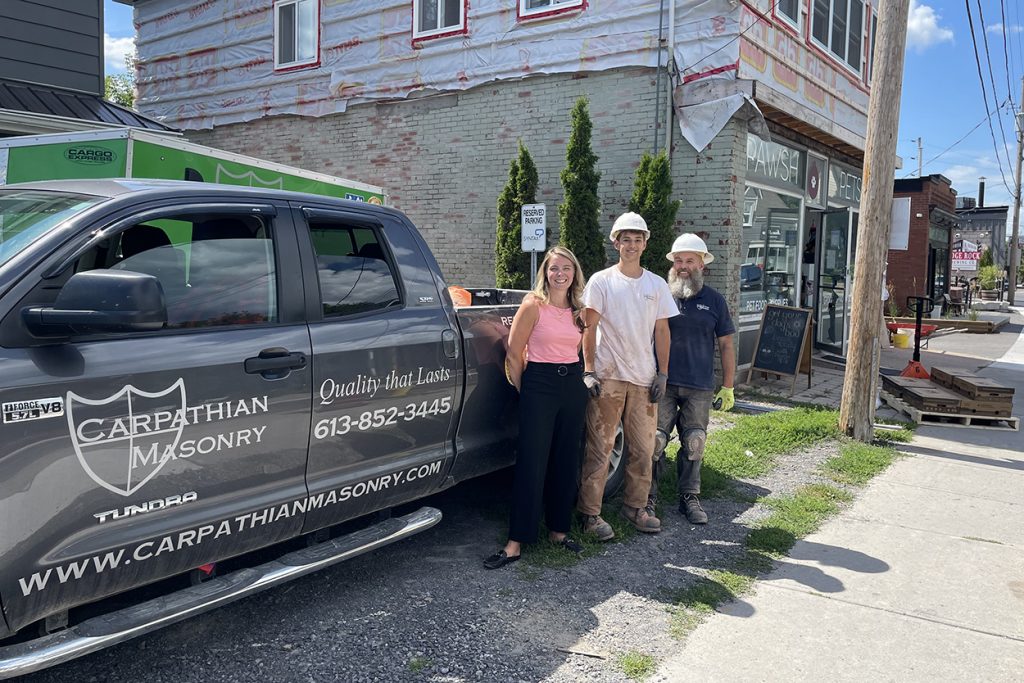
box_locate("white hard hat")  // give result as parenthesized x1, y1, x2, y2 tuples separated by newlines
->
(666, 233, 714, 264)
(609, 212, 650, 241)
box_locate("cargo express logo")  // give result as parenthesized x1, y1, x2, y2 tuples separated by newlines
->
(64, 145, 117, 165)
(67, 379, 268, 497)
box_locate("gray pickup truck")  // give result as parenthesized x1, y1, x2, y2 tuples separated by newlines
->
(0, 180, 567, 677)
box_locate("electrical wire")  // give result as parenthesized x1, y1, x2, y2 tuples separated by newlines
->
(1000, 0, 1015, 112)
(965, 0, 1014, 196)
(681, 0, 779, 78)
(976, 1, 1014, 162)
(902, 100, 1010, 178)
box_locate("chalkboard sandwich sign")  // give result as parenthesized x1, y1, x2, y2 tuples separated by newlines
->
(747, 305, 813, 395)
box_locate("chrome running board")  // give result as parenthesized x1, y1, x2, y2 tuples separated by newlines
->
(0, 506, 442, 679)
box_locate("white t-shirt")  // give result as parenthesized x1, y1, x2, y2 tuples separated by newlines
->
(583, 266, 678, 386)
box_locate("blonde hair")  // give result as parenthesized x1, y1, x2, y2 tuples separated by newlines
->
(531, 246, 587, 331)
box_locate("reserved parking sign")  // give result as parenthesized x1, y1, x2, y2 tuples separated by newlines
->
(521, 204, 546, 252)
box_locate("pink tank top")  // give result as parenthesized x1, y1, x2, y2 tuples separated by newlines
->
(528, 304, 582, 363)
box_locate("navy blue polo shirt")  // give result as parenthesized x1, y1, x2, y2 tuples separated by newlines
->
(666, 285, 735, 391)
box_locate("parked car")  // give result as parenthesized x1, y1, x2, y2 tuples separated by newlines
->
(0, 180, 624, 677)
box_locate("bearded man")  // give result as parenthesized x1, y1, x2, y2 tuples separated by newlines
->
(648, 234, 736, 525)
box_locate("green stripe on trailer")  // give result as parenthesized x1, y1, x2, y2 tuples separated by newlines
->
(4, 140, 129, 184)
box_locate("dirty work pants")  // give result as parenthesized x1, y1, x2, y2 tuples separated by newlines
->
(508, 362, 588, 544)
(651, 385, 712, 499)
(577, 379, 657, 515)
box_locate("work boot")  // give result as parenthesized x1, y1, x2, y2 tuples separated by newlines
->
(621, 505, 661, 533)
(679, 493, 708, 524)
(581, 514, 615, 542)
(644, 497, 657, 519)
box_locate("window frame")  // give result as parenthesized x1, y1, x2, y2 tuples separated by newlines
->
(809, 0, 866, 76)
(773, 0, 803, 35)
(273, 0, 321, 72)
(304, 217, 405, 322)
(412, 0, 468, 42)
(517, 0, 587, 22)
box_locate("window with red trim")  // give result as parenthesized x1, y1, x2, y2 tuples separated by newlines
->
(413, 0, 466, 40)
(776, 0, 801, 29)
(810, 0, 866, 73)
(519, 0, 584, 20)
(274, 0, 319, 70)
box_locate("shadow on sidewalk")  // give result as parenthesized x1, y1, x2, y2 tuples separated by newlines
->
(897, 443, 1024, 471)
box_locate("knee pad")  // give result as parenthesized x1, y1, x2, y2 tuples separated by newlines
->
(653, 428, 670, 460)
(683, 428, 707, 462)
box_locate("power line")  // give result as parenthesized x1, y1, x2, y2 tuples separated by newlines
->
(976, 1, 1014, 181)
(902, 99, 1010, 178)
(682, 0, 779, 78)
(999, 0, 1015, 112)
(965, 0, 1014, 195)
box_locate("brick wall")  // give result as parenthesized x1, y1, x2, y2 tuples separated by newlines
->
(888, 175, 956, 314)
(186, 66, 745, 308)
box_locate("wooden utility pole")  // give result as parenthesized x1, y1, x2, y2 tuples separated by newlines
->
(1008, 78, 1024, 306)
(839, 0, 912, 441)
(917, 137, 923, 177)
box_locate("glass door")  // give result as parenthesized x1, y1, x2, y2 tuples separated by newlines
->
(816, 209, 851, 353)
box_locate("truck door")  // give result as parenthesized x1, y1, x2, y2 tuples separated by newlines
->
(0, 200, 311, 633)
(294, 206, 459, 531)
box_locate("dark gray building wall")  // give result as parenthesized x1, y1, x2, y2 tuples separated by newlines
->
(0, 0, 103, 94)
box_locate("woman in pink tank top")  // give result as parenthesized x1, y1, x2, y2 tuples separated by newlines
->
(484, 246, 589, 569)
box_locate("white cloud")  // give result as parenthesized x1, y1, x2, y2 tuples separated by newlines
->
(104, 33, 135, 73)
(986, 23, 1024, 35)
(906, 1, 954, 52)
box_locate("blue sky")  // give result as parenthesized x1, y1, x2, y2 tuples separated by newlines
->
(103, 1, 1023, 211)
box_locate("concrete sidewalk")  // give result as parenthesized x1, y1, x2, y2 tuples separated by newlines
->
(657, 312, 1024, 681)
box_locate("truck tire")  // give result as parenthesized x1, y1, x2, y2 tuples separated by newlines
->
(602, 424, 627, 500)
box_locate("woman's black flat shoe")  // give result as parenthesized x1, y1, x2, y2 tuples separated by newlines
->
(483, 550, 521, 570)
(556, 537, 584, 554)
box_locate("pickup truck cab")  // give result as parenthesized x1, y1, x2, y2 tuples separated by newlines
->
(0, 180, 527, 677)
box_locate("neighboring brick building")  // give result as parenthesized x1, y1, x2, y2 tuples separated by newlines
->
(127, 0, 879, 361)
(888, 175, 957, 316)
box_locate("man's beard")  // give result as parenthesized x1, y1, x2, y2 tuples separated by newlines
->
(668, 266, 703, 299)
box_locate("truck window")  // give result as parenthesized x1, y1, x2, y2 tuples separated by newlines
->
(107, 213, 278, 328)
(309, 222, 401, 317)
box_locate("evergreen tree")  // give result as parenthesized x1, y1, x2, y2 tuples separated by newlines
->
(494, 141, 538, 289)
(558, 97, 604, 277)
(629, 151, 680, 274)
(978, 246, 993, 269)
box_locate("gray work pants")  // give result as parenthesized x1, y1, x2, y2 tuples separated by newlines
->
(650, 385, 712, 500)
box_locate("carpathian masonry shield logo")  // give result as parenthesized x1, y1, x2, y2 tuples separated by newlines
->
(67, 379, 187, 497)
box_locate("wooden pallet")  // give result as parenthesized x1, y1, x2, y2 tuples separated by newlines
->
(880, 391, 1020, 431)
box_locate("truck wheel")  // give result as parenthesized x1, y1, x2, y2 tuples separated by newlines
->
(602, 424, 627, 500)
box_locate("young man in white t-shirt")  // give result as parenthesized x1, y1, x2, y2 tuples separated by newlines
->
(578, 212, 678, 539)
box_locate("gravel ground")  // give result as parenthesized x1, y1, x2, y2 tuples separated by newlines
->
(21, 405, 854, 683)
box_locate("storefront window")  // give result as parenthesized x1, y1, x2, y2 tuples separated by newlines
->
(740, 186, 802, 319)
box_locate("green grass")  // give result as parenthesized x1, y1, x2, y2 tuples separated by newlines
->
(615, 651, 657, 681)
(822, 441, 898, 485)
(408, 656, 431, 673)
(746, 484, 852, 556)
(667, 569, 756, 637)
(704, 408, 840, 480)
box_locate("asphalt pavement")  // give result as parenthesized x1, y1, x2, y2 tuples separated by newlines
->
(657, 308, 1024, 682)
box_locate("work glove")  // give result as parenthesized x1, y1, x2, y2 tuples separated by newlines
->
(714, 387, 735, 412)
(583, 372, 601, 398)
(649, 372, 668, 403)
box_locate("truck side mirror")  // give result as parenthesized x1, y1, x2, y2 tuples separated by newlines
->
(22, 270, 167, 337)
